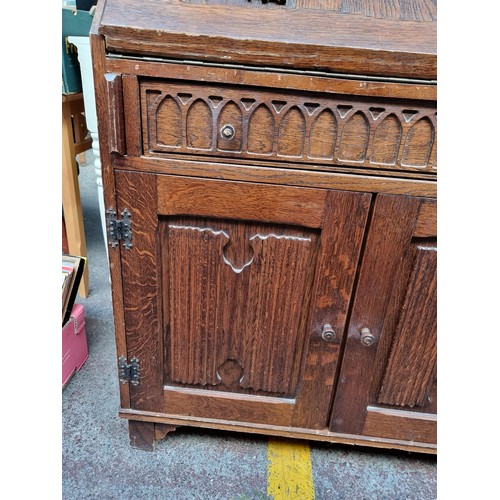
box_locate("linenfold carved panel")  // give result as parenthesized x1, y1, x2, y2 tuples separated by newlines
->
(161, 216, 318, 397)
(141, 80, 437, 173)
(377, 243, 437, 409)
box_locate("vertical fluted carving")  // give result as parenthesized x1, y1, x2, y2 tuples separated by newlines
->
(165, 218, 316, 396)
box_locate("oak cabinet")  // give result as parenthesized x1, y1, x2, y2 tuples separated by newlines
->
(117, 171, 371, 429)
(91, 0, 437, 453)
(330, 195, 437, 444)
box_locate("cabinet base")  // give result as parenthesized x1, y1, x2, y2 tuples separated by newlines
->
(129, 420, 177, 451)
(121, 410, 436, 454)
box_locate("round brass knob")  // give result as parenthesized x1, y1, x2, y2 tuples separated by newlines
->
(360, 327, 375, 346)
(220, 124, 235, 140)
(321, 324, 336, 342)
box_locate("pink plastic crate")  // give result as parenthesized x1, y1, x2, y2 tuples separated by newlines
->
(62, 303, 88, 388)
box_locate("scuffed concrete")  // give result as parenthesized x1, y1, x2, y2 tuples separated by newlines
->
(311, 443, 436, 499)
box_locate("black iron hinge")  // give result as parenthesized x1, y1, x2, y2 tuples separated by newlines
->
(118, 356, 141, 385)
(106, 207, 132, 249)
(249, 0, 286, 4)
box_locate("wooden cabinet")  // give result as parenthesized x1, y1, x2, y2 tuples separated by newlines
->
(91, 0, 437, 453)
(118, 171, 371, 429)
(330, 195, 437, 444)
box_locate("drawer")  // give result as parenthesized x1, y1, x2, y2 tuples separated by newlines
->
(140, 80, 437, 174)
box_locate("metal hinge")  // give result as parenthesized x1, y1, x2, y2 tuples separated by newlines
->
(106, 208, 132, 249)
(249, 0, 286, 4)
(118, 356, 141, 385)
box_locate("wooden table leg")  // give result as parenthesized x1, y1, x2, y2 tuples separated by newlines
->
(62, 96, 89, 298)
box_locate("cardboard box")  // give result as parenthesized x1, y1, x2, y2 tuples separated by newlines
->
(62, 7, 94, 94)
(62, 303, 89, 388)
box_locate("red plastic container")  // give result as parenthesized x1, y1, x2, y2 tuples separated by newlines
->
(62, 303, 88, 388)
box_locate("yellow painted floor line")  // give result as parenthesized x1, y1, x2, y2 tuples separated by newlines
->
(267, 438, 315, 499)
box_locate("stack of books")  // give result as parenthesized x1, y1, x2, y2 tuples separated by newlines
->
(62, 254, 86, 326)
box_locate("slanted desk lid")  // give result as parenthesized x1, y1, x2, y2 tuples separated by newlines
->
(93, 0, 436, 80)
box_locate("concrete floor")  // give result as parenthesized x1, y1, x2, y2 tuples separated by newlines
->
(62, 151, 437, 499)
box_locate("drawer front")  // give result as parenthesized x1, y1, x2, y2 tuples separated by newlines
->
(140, 80, 437, 174)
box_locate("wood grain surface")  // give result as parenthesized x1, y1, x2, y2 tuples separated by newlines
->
(90, 29, 131, 409)
(120, 408, 436, 454)
(187, 0, 437, 22)
(329, 194, 437, 444)
(128, 420, 156, 451)
(104, 73, 125, 154)
(161, 387, 295, 425)
(162, 217, 318, 396)
(156, 177, 370, 426)
(114, 156, 437, 197)
(98, 0, 436, 79)
(291, 190, 371, 429)
(107, 59, 437, 101)
(116, 171, 372, 428)
(94, 0, 438, 453)
(377, 246, 437, 408)
(140, 80, 437, 174)
(156, 176, 327, 228)
(362, 407, 436, 443)
(115, 170, 163, 412)
(122, 74, 142, 156)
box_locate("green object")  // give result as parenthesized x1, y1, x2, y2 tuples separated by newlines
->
(62, 7, 94, 94)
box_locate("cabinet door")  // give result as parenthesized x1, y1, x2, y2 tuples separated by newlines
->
(330, 194, 437, 445)
(114, 170, 370, 429)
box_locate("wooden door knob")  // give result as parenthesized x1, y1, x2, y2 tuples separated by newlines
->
(360, 327, 375, 346)
(321, 324, 336, 342)
(220, 124, 235, 139)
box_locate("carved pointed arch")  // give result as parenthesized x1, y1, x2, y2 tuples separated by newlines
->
(338, 111, 370, 162)
(217, 100, 243, 152)
(370, 113, 402, 165)
(401, 117, 435, 167)
(247, 104, 274, 154)
(309, 109, 337, 159)
(277, 106, 306, 157)
(156, 95, 182, 147)
(186, 99, 213, 150)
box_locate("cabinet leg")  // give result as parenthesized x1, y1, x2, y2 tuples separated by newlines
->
(128, 420, 177, 451)
(129, 420, 155, 451)
(154, 423, 177, 443)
